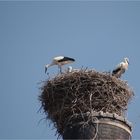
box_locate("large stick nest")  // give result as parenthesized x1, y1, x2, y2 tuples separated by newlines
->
(39, 69, 134, 136)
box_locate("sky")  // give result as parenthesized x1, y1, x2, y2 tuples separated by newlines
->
(0, 1, 140, 139)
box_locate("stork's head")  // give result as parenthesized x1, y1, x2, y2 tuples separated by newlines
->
(124, 57, 129, 64)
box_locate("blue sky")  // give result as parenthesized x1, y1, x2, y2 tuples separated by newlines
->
(0, 1, 140, 139)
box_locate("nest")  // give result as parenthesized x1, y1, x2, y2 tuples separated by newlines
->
(39, 69, 134, 136)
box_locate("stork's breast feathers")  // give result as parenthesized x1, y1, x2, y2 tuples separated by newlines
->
(121, 62, 128, 70)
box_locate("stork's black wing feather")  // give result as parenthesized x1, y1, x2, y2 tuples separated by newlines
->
(58, 57, 75, 62)
(112, 67, 121, 74)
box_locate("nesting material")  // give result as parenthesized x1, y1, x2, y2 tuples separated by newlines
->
(39, 69, 134, 135)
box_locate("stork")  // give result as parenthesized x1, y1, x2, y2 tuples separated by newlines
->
(66, 66, 80, 73)
(112, 57, 129, 78)
(45, 56, 75, 73)
(67, 66, 73, 72)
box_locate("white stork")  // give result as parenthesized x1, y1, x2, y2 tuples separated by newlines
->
(66, 66, 80, 73)
(112, 57, 129, 78)
(45, 56, 75, 73)
(67, 66, 73, 72)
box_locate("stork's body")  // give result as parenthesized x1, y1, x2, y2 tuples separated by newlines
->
(112, 58, 129, 78)
(45, 56, 75, 73)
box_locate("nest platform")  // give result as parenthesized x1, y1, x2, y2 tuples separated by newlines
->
(39, 69, 134, 136)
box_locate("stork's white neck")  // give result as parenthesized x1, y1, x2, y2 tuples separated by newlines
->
(124, 59, 129, 65)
